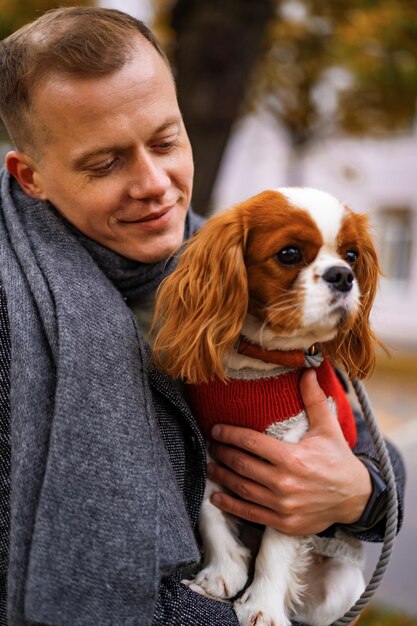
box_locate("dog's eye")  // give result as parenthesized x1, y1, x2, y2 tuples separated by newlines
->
(275, 246, 303, 266)
(346, 250, 359, 265)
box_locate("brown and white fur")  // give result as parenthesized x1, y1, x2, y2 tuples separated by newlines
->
(152, 188, 381, 626)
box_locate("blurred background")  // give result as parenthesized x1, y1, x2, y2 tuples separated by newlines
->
(0, 0, 416, 623)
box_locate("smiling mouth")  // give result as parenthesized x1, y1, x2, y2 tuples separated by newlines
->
(119, 204, 175, 224)
(121, 206, 174, 224)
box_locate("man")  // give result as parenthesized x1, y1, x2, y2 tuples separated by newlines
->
(0, 7, 404, 626)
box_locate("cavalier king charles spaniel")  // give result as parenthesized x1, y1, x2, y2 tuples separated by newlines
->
(152, 188, 381, 626)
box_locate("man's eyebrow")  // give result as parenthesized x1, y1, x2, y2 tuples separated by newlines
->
(71, 119, 181, 170)
(72, 147, 118, 170)
(155, 118, 181, 134)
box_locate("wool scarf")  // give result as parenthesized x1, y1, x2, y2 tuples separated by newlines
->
(0, 170, 202, 626)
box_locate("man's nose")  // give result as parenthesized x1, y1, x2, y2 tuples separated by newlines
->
(128, 153, 170, 199)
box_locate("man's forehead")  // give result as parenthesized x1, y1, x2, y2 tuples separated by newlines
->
(29, 39, 178, 157)
(33, 40, 171, 106)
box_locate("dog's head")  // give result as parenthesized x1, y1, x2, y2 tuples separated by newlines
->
(152, 188, 381, 383)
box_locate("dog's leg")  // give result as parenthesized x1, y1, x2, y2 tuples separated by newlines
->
(293, 555, 365, 626)
(182, 477, 251, 600)
(234, 527, 310, 626)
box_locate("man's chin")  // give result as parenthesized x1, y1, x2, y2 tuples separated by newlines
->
(125, 240, 184, 265)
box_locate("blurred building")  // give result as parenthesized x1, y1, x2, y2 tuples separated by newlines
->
(2, 0, 415, 353)
(97, 0, 153, 23)
(212, 112, 417, 352)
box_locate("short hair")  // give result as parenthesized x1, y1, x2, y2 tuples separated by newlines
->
(0, 6, 169, 153)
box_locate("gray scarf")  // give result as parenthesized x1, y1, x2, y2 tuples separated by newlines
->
(0, 170, 202, 626)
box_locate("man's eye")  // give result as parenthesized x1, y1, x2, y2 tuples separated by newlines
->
(89, 158, 118, 177)
(155, 140, 177, 151)
(346, 250, 359, 265)
(275, 246, 303, 266)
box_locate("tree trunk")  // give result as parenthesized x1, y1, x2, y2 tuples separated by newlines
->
(171, 0, 274, 215)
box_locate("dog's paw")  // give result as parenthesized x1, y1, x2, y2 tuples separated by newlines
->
(181, 579, 232, 603)
(185, 558, 248, 599)
(234, 588, 291, 626)
(182, 568, 235, 599)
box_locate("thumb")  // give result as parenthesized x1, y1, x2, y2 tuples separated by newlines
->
(299, 369, 340, 435)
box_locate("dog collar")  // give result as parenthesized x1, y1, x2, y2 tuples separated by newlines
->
(236, 336, 323, 369)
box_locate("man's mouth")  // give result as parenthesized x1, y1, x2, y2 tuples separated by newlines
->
(121, 205, 174, 224)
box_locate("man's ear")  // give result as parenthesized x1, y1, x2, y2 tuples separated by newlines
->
(5, 150, 47, 200)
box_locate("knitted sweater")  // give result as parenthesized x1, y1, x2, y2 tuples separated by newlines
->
(186, 358, 357, 447)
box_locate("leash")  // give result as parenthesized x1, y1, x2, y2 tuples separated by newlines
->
(331, 378, 398, 626)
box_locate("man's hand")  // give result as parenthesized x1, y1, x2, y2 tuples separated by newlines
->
(207, 368, 372, 535)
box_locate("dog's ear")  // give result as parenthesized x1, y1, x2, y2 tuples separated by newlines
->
(327, 214, 382, 379)
(151, 207, 248, 383)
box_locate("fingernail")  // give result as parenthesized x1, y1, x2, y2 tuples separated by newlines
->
(211, 425, 221, 439)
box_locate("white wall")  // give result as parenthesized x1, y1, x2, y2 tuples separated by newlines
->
(212, 111, 291, 208)
(302, 135, 417, 350)
(97, 0, 154, 24)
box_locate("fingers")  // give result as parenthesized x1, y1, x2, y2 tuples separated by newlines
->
(207, 460, 313, 525)
(209, 489, 322, 535)
(299, 368, 327, 410)
(208, 440, 282, 490)
(299, 369, 343, 438)
(208, 443, 311, 513)
(211, 424, 287, 466)
(210, 489, 282, 529)
(207, 461, 278, 510)
(210, 491, 284, 530)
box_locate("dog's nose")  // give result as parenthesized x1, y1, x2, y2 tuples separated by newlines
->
(323, 266, 354, 292)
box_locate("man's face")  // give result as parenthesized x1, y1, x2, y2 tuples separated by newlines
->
(26, 39, 194, 263)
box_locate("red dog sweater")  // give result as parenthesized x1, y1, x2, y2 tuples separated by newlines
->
(186, 358, 357, 448)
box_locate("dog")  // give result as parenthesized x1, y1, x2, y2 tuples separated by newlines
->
(151, 188, 381, 626)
